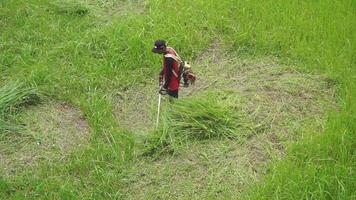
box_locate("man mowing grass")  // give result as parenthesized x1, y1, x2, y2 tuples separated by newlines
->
(152, 39, 182, 99)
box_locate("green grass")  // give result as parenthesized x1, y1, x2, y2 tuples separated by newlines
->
(0, 0, 355, 199)
(144, 92, 254, 155)
(228, 1, 356, 199)
(0, 82, 38, 133)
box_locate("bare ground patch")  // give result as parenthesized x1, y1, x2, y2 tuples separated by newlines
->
(121, 140, 257, 200)
(0, 101, 90, 176)
(112, 0, 146, 16)
(115, 41, 338, 199)
(88, 0, 147, 23)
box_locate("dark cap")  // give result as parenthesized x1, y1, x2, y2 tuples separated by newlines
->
(152, 39, 167, 53)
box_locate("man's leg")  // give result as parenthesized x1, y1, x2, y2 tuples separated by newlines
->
(168, 90, 179, 99)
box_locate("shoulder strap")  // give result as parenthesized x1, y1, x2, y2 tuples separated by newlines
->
(164, 47, 183, 63)
(164, 54, 182, 63)
(164, 47, 183, 78)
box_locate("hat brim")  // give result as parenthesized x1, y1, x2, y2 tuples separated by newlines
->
(152, 48, 159, 53)
(152, 47, 162, 53)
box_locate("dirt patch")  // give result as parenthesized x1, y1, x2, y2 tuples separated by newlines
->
(113, 0, 146, 16)
(0, 101, 90, 175)
(90, 0, 147, 22)
(120, 140, 255, 200)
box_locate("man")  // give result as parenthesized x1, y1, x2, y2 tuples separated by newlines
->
(152, 39, 182, 98)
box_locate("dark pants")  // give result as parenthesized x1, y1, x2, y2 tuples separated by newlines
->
(168, 90, 178, 98)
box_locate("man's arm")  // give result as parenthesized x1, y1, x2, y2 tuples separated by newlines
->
(159, 69, 164, 85)
(163, 57, 174, 89)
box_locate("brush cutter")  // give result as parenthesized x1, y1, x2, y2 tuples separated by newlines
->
(156, 87, 168, 127)
(156, 93, 162, 128)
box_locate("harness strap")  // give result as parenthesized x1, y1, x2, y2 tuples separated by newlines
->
(172, 70, 179, 78)
(164, 47, 183, 78)
(164, 47, 183, 62)
(164, 54, 182, 63)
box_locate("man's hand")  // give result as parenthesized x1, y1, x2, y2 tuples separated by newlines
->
(159, 75, 163, 85)
(159, 86, 168, 95)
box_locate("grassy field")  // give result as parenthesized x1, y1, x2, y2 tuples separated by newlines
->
(0, 0, 355, 199)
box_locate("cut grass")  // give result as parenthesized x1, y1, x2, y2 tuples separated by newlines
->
(144, 92, 254, 156)
(121, 139, 258, 200)
(0, 101, 90, 176)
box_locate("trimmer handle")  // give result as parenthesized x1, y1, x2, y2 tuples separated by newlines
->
(159, 88, 168, 95)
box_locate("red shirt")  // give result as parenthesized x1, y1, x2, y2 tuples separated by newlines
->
(160, 47, 180, 91)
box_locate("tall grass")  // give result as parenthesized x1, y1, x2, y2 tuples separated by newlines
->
(226, 0, 356, 199)
(0, 82, 38, 133)
(0, 0, 355, 199)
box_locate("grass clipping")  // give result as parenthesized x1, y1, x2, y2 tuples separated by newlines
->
(144, 92, 253, 155)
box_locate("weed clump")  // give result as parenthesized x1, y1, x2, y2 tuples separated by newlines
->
(144, 92, 253, 155)
(50, 0, 89, 17)
(0, 82, 39, 133)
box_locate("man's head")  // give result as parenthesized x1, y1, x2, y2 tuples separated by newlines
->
(152, 39, 167, 54)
